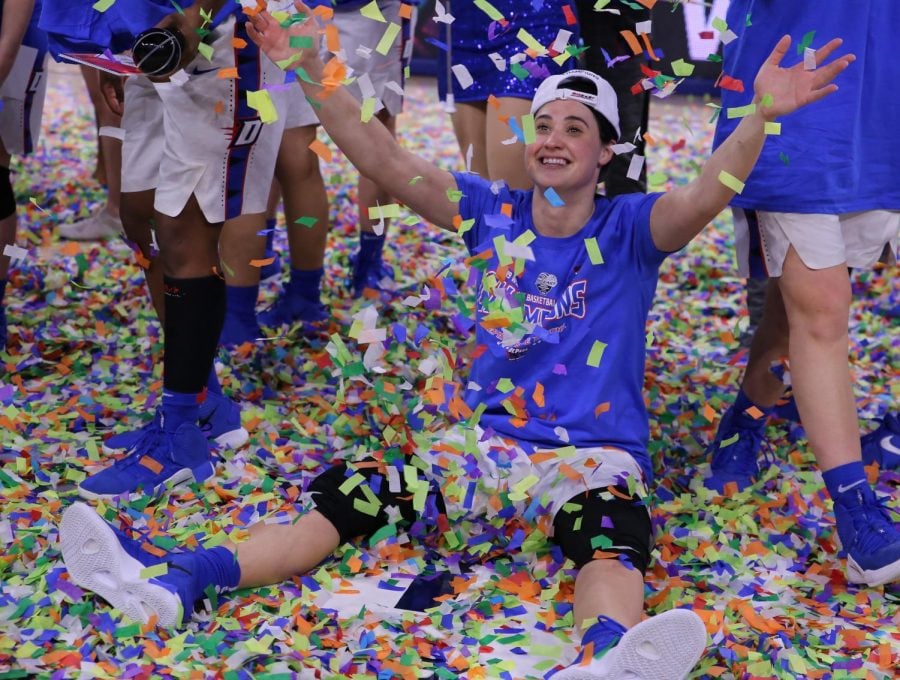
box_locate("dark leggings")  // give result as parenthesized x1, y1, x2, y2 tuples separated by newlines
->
(309, 459, 653, 573)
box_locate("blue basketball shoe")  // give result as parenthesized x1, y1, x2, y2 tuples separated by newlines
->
(861, 413, 900, 470)
(349, 251, 395, 298)
(551, 609, 706, 680)
(258, 290, 328, 328)
(60, 502, 197, 626)
(79, 421, 213, 500)
(103, 393, 248, 455)
(704, 404, 768, 493)
(832, 487, 900, 586)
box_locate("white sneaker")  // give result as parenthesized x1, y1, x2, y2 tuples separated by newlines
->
(59, 209, 123, 241)
(553, 609, 707, 680)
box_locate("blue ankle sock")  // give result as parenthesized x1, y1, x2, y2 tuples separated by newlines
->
(206, 369, 223, 397)
(822, 461, 872, 505)
(169, 545, 240, 611)
(358, 232, 385, 263)
(226, 284, 259, 319)
(580, 615, 627, 660)
(732, 389, 772, 428)
(288, 266, 323, 302)
(161, 390, 201, 433)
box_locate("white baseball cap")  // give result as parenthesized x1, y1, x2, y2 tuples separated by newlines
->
(530, 69, 621, 140)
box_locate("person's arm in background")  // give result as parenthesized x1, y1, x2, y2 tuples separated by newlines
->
(0, 0, 36, 85)
(649, 35, 853, 252)
(246, 2, 460, 231)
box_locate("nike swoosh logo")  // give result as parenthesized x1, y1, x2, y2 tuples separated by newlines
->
(880, 436, 900, 456)
(189, 67, 218, 76)
(837, 479, 865, 494)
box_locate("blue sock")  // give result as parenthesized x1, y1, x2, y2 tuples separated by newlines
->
(358, 232, 385, 263)
(169, 545, 240, 610)
(288, 266, 323, 302)
(206, 368, 222, 397)
(226, 284, 259, 320)
(822, 461, 873, 506)
(161, 390, 200, 433)
(580, 615, 627, 661)
(732, 389, 772, 429)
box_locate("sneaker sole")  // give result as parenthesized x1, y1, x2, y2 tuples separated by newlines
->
(212, 426, 249, 450)
(553, 609, 706, 680)
(59, 502, 183, 627)
(846, 554, 900, 587)
(76, 460, 215, 502)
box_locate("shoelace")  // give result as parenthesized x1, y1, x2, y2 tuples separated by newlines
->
(114, 426, 167, 470)
(843, 493, 897, 555)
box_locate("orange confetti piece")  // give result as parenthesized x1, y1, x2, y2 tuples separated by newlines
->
(500, 203, 513, 217)
(58, 241, 81, 257)
(232, 37, 248, 49)
(249, 257, 275, 268)
(487, 94, 501, 109)
(138, 455, 163, 474)
(214, 100, 225, 115)
(532, 382, 545, 407)
(325, 23, 340, 53)
(218, 67, 239, 79)
(399, 3, 413, 19)
(640, 32, 660, 61)
(619, 30, 643, 55)
(702, 403, 717, 422)
(744, 405, 764, 420)
(594, 401, 610, 417)
(308, 138, 333, 162)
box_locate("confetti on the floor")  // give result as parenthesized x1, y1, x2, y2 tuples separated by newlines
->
(0, 64, 896, 679)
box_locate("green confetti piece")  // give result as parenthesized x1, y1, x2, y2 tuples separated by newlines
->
(139, 562, 169, 579)
(671, 59, 695, 77)
(779, 151, 790, 165)
(457, 218, 475, 235)
(521, 113, 536, 144)
(375, 22, 401, 56)
(289, 36, 314, 49)
(726, 103, 757, 119)
(797, 30, 816, 55)
(586, 340, 607, 367)
(353, 498, 380, 516)
(474, 0, 505, 20)
(510, 62, 530, 81)
(496, 378, 515, 393)
(446, 188, 463, 203)
(114, 623, 141, 638)
(92, 0, 116, 11)
(584, 237, 604, 265)
(712, 17, 728, 33)
(197, 42, 214, 63)
(717, 170, 745, 194)
(294, 215, 318, 228)
(720, 433, 740, 447)
(764, 121, 781, 135)
(760, 93, 774, 108)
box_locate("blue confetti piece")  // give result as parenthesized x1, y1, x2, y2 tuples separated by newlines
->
(544, 187, 564, 206)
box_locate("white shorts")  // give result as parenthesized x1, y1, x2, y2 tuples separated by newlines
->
(0, 43, 47, 156)
(330, 0, 415, 117)
(733, 207, 899, 278)
(121, 16, 287, 223)
(413, 424, 647, 526)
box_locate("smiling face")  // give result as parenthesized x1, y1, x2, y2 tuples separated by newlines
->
(525, 99, 614, 195)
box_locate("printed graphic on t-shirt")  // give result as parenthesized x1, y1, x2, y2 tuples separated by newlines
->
(477, 266, 587, 360)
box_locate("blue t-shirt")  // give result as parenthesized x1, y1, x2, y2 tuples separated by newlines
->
(454, 172, 667, 481)
(712, 0, 900, 214)
(38, 0, 239, 59)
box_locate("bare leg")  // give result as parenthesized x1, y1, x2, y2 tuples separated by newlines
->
(154, 197, 220, 278)
(572, 559, 644, 632)
(220, 212, 267, 286)
(358, 112, 396, 236)
(277, 125, 329, 271)
(778, 247, 858, 471)
(740, 279, 791, 407)
(450, 102, 488, 177)
(225, 510, 340, 588)
(120, 190, 163, 319)
(486, 97, 532, 189)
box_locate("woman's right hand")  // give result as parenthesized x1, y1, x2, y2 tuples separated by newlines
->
(246, 1, 319, 70)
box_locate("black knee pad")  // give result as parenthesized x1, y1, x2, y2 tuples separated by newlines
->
(552, 487, 653, 573)
(0, 167, 14, 221)
(309, 459, 438, 544)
